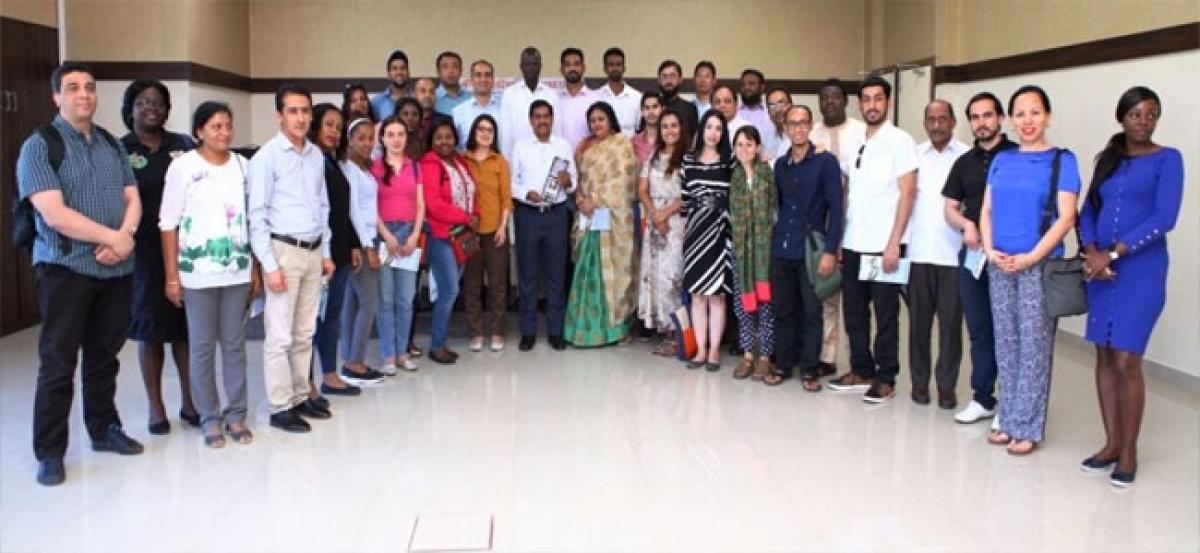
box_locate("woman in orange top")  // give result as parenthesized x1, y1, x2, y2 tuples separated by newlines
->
(463, 114, 513, 352)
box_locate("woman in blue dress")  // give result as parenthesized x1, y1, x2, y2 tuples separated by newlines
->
(1078, 86, 1184, 488)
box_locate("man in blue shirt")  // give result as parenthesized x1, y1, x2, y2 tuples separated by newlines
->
(452, 59, 502, 148)
(434, 50, 470, 116)
(769, 105, 843, 389)
(370, 50, 410, 121)
(248, 84, 335, 433)
(17, 63, 145, 486)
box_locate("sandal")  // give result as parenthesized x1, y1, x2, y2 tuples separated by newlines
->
(732, 358, 754, 380)
(751, 358, 772, 381)
(225, 423, 253, 445)
(801, 374, 822, 392)
(762, 372, 786, 386)
(203, 432, 226, 449)
(1006, 439, 1037, 456)
(987, 430, 1013, 445)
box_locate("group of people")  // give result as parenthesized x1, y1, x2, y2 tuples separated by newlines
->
(16, 46, 1182, 491)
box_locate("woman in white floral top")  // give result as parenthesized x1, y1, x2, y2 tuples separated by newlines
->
(159, 102, 260, 448)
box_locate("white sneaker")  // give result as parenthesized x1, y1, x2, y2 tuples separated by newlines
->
(399, 357, 419, 372)
(377, 362, 399, 377)
(469, 337, 484, 352)
(954, 400, 996, 424)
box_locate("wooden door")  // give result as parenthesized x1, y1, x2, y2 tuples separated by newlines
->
(1, 17, 59, 336)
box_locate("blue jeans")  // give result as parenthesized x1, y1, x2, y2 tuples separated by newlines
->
(376, 221, 418, 360)
(313, 263, 351, 375)
(427, 237, 461, 350)
(959, 247, 997, 410)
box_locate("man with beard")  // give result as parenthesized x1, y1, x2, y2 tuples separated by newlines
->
(826, 76, 917, 404)
(942, 92, 1016, 424)
(907, 100, 968, 409)
(500, 47, 560, 157)
(510, 100, 577, 352)
(656, 59, 698, 140)
(737, 68, 773, 142)
(595, 47, 641, 136)
(556, 47, 597, 151)
(692, 61, 716, 116)
(413, 77, 446, 140)
(371, 50, 411, 121)
(809, 78, 866, 378)
(452, 59, 502, 148)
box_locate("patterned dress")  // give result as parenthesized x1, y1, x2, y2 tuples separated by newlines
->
(681, 154, 735, 295)
(637, 153, 685, 333)
(564, 134, 639, 346)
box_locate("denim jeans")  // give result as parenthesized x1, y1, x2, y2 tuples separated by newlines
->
(313, 263, 351, 374)
(376, 221, 418, 360)
(340, 263, 380, 365)
(427, 237, 461, 350)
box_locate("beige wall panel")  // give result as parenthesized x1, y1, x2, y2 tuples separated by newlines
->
(1, 0, 57, 26)
(249, 0, 866, 79)
(880, 0, 934, 66)
(65, 0, 188, 61)
(186, 0, 249, 74)
(937, 50, 1200, 375)
(955, 0, 1200, 65)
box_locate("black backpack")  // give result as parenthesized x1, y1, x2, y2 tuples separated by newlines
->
(12, 124, 119, 253)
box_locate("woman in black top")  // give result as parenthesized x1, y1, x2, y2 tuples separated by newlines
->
(307, 104, 385, 401)
(120, 79, 199, 434)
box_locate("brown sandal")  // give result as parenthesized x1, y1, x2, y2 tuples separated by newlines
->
(751, 358, 773, 381)
(733, 357, 754, 380)
(801, 374, 822, 392)
(762, 371, 786, 386)
(987, 431, 1013, 445)
(1006, 439, 1037, 456)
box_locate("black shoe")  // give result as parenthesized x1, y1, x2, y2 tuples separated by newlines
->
(817, 362, 837, 377)
(339, 366, 384, 386)
(269, 410, 311, 433)
(320, 383, 362, 396)
(148, 419, 170, 435)
(179, 409, 201, 428)
(309, 395, 331, 410)
(519, 335, 536, 351)
(911, 385, 931, 405)
(549, 335, 568, 350)
(37, 458, 65, 486)
(1080, 455, 1119, 473)
(295, 399, 332, 420)
(91, 424, 145, 455)
(1110, 467, 1136, 488)
(429, 348, 457, 364)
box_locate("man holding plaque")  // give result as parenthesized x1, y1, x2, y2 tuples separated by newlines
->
(510, 100, 577, 351)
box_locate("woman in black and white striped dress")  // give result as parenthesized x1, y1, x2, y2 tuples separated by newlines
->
(681, 110, 735, 371)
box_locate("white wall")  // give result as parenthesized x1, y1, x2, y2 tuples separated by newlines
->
(936, 50, 1200, 376)
(94, 80, 253, 147)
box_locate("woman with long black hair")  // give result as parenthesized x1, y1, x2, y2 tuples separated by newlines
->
(1078, 86, 1184, 487)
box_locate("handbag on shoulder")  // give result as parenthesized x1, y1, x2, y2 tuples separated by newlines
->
(1039, 148, 1088, 318)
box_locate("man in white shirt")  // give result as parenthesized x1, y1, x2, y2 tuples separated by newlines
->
(510, 100, 577, 352)
(826, 76, 917, 404)
(712, 84, 751, 145)
(737, 69, 774, 142)
(764, 85, 793, 160)
(556, 47, 597, 152)
(908, 99, 968, 409)
(499, 47, 559, 157)
(808, 78, 866, 377)
(594, 47, 641, 136)
(452, 59, 502, 148)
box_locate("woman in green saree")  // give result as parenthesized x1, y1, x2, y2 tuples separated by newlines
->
(564, 102, 639, 346)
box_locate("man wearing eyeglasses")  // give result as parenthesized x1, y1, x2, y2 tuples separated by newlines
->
(826, 76, 918, 404)
(808, 78, 866, 380)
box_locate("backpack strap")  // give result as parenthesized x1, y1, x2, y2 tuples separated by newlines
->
(37, 125, 65, 172)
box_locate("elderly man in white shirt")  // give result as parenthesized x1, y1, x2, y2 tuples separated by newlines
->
(499, 47, 560, 157)
(907, 99, 969, 409)
(594, 47, 641, 136)
(826, 77, 918, 404)
(510, 99, 577, 352)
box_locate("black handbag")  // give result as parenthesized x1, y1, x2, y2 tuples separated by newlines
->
(1039, 149, 1088, 318)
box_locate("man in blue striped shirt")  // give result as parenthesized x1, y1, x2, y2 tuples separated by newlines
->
(17, 63, 145, 486)
(247, 84, 335, 433)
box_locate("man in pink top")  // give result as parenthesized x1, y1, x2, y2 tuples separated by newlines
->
(557, 47, 597, 153)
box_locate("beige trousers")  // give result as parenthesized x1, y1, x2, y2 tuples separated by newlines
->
(262, 241, 322, 413)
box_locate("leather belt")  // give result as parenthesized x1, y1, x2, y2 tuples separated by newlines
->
(271, 233, 321, 250)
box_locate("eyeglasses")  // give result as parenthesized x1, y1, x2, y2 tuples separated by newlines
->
(855, 144, 866, 169)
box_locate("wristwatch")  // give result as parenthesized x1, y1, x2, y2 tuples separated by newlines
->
(1109, 249, 1120, 261)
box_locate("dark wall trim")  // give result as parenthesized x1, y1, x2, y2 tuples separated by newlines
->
(70, 61, 251, 91)
(934, 23, 1199, 84)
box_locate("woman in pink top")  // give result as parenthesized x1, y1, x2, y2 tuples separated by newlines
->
(419, 119, 477, 364)
(373, 116, 425, 374)
(631, 91, 663, 166)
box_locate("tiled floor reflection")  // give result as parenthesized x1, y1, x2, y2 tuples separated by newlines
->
(0, 322, 1196, 552)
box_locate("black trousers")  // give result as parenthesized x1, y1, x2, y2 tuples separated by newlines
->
(907, 262, 963, 391)
(771, 257, 823, 378)
(840, 249, 902, 384)
(514, 203, 570, 337)
(33, 263, 132, 460)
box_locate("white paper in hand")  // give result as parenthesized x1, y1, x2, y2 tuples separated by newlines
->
(964, 248, 987, 280)
(590, 208, 611, 231)
(858, 254, 911, 284)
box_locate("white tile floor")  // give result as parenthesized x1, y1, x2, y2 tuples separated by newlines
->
(0, 321, 1197, 552)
